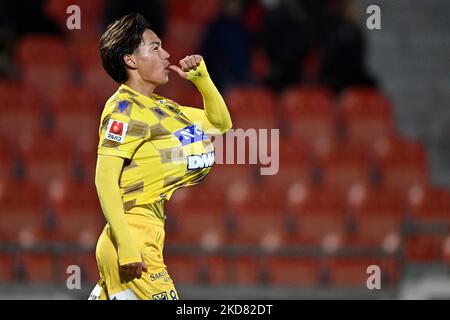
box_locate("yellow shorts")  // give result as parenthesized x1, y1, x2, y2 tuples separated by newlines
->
(89, 214, 179, 300)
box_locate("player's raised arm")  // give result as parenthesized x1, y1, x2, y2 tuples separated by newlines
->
(95, 154, 147, 281)
(169, 56, 232, 133)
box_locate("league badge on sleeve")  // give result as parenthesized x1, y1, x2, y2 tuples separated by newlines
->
(105, 119, 128, 143)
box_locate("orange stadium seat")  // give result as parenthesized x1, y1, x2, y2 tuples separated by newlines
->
(326, 256, 400, 288)
(285, 187, 346, 246)
(338, 87, 395, 150)
(164, 255, 199, 285)
(280, 86, 335, 156)
(16, 252, 56, 283)
(0, 181, 44, 245)
(225, 86, 277, 129)
(347, 189, 405, 248)
(266, 256, 321, 287)
(15, 35, 72, 94)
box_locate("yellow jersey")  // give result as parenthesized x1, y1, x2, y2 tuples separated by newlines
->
(97, 84, 215, 225)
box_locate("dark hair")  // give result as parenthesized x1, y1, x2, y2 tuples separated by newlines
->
(99, 13, 151, 83)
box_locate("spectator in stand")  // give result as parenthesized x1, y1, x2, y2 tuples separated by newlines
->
(200, 0, 254, 91)
(318, 0, 377, 94)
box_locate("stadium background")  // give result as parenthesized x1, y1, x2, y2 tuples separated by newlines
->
(0, 0, 449, 299)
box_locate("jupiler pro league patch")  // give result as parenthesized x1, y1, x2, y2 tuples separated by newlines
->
(105, 119, 128, 143)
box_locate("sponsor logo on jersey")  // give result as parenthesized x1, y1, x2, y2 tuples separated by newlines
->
(105, 119, 128, 143)
(152, 292, 168, 300)
(174, 125, 208, 146)
(187, 151, 215, 170)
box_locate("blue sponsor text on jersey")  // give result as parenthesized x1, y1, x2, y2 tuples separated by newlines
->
(174, 125, 208, 146)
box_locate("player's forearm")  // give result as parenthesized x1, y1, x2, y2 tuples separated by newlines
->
(95, 154, 141, 266)
(188, 62, 232, 132)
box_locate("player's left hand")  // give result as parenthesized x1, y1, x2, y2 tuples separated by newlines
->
(169, 55, 208, 81)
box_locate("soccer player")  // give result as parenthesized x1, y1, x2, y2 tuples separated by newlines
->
(88, 13, 232, 300)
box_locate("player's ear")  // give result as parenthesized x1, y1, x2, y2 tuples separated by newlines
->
(123, 54, 137, 69)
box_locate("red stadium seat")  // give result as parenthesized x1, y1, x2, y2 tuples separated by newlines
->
(197, 255, 227, 285)
(326, 256, 400, 288)
(262, 138, 312, 188)
(0, 181, 44, 245)
(163, 18, 204, 63)
(407, 185, 450, 225)
(168, 0, 220, 24)
(72, 38, 118, 100)
(164, 255, 198, 285)
(347, 189, 405, 248)
(338, 87, 395, 150)
(281, 86, 335, 156)
(0, 138, 13, 180)
(47, 180, 104, 246)
(20, 134, 75, 190)
(375, 137, 428, 196)
(0, 82, 42, 147)
(225, 87, 277, 129)
(226, 256, 263, 285)
(319, 142, 370, 194)
(266, 256, 321, 287)
(404, 233, 448, 262)
(16, 252, 56, 283)
(0, 253, 15, 283)
(165, 184, 226, 246)
(44, 0, 105, 38)
(204, 164, 255, 188)
(285, 187, 346, 247)
(58, 252, 99, 284)
(15, 35, 72, 94)
(227, 182, 286, 246)
(47, 85, 102, 156)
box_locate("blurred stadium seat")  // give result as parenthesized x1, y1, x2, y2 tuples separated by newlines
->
(46, 179, 104, 246)
(266, 256, 322, 287)
(326, 256, 400, 288)
(19, 134, 75, 190)
(407, 185, 450, 225)
(347, 189, 404, 249)
(58, 252, 99, 284)
(15, 35, 72, 94)
(226, 256, 264, 285)
(225, 86, 277, 129)
(0, 253, 15, 283)
(285, 187, 346, 247)
(16, 252, 55, 283)
(0, 180, 44, 246)
(338, 87, 395, 150)
(165, 255, 198, 285)
(165, 184, 226, 246)
(280, 86, 335, 156)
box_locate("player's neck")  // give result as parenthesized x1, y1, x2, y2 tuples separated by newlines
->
(124, 78, 156, 98)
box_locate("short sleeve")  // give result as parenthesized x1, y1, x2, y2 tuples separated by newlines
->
(98, 102, 149, 159)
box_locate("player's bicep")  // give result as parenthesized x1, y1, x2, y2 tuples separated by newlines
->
(98, 112, 148, 159)
(180, 106, 222, 135)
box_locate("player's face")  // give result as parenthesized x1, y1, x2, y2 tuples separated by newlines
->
(134, 30, 170, 86)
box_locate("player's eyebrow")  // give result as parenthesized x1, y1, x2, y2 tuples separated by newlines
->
(143, 40, 161, 47)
